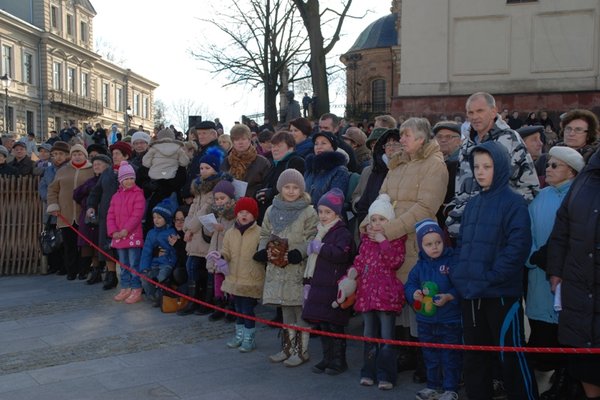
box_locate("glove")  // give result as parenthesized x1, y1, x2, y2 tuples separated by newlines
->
(253, 249, 268, 263)
(303, 284, 311, 302)
(255, 188, 272, 204)
(287, 249, 303, 265)
(214, 258, 230, 276)
(307, 239, 323, 255)
(529, 243, 548, 271)
(206, 250, 221, 263)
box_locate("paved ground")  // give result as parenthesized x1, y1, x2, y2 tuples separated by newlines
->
(0, 275, 551, 399)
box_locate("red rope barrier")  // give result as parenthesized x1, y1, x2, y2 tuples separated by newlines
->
(57, 213, 600, 355)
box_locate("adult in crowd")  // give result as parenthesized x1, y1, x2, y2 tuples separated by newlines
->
(342, 127, 370, 172)
(257, 129, 274, 161)
(539, 111, 555, 132)
(507, 110, 523, 130)
(516, 125, 546, 184)
(9, 140, 35, 176)
(92, 123, 108, 147)
(281, 90, 301, 123)
(46, 130, 60, 146)
(302, 92, 311, 118)
(445, 92, 539, 238)
(526, 147, 585, 399)
(319, 113, 359, 173)
(289, 117, 314, 159)
(24, 132, 38, 156)
(557, 109, 599, 163)
(373, 114, 397, 130)
(218, 134, 232, 153)
(547, 146, 600, 400)
(129, 131, 151, 194)
(524, 111, 540, 127)
(47, 144, 95, 279)
(0, 145, 17, 176)
(304, 131, 350, 208)
(221, 123, 270, 198)
(59, 121, 75, 143)
(374, 117, 448, 382)
(108, 124, 121, 145)
(255, 131, 305, 223)
(35, 143, 52, 172)
(184, 121, 222, 200)
(82, 124, 95, 147)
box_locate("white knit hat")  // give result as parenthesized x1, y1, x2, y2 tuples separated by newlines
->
(549, 146, 585, 173)
(131, 131, 151, 144)
(367, 194, 395, 221)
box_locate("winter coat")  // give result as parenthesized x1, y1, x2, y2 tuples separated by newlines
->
(295, 137, 314, 159)
(261, 198, 318, 306)
(106, 185, 145, 249)
(445, 116, 539, 238)
(47, 161, 95, 228)
(405, 247, 461, 324)
(221, 222, 265, 299)
(142, 138, 190, 180)
(0, 163, 17, 176)
(379, 140, 448, 283)
(354, 145, 372, 172)
(451, 141, 531, 300)
(87, 168, 118, 250)
(221, 152, 271, 198)
(525, 180, 573, 325)
(72, 175, 100, 247)
(353, 234, 406, 313)
(304, 151, 350, 207)
(10, 156, 35, 176)
(302, 220, 354, 326)
(206, 215, 236, 273)
(547, 148, 600, 348)
(139, 225, 178, 271)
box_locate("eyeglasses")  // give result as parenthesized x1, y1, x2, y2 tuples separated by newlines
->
(435, 134, 461, 141)
(564, 126, 588, 134)
(546, 162, 566, 170)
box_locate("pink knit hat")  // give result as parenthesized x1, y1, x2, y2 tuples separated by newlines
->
(118, 161, 136, 183)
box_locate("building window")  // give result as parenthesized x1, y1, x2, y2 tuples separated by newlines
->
(80, 22, 88, 43)
(143, 96, 149, 119)
(50, 5, 59, 29)
(23, 53, 33, 84)
(66, 14, 74, 36)
(53, 62, 62, 90)
(80, 72, 88, 97)
(67, 67, 76, 93)
(26, 111, 34, 135)
(102, 82, 110, 107)
(115, 87, 123, 112)
(133, 93, 140, 115)
(371, 79, 386, 112)
(2, 45, 12, 77)
(6, 106, 14, 132)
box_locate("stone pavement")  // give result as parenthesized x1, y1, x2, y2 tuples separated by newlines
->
(0, 274, 439, 400)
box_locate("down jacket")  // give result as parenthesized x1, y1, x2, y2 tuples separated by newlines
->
(451, 141, 531, 300)
(142, 138, 190, 180)
(47, 161, 95, 228)
(547, 148, 600, 348)
(106, 185, 145, 249)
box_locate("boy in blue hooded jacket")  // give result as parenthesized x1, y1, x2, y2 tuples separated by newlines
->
(450, 141, 538, 400)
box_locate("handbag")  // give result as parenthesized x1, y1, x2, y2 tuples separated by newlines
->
(161, 295, 189, 313)
(39, 218, 63, 255)
(267, 234, 289, 267)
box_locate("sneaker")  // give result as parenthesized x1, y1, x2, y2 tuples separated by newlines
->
(416, 388, 442, 400)
(359, 377, 374, 386)
(378, 381, 393, 390)
(438, 391, 459, 400)
(124, 288, 143, 304)
(492, 379, 507, 400)
(114, 288, 132, 301)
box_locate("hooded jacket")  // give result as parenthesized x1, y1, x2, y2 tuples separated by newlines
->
(142, 138, 190, 180)
(451, 141, 531, 299)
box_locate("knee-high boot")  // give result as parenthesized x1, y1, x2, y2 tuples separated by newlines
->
(177, 281, 200, 316)
(396, 327, 417, 372)
(77, 256, 92, 280)
(325, 324, 348, 375)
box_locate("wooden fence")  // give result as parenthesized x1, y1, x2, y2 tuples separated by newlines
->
(0, 176, 43, 275)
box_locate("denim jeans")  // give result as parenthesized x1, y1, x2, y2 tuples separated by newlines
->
(361, 311, 398, 384)
(234, 296, 257, 329)
(141, 264, 174, 300)
(116, 247, 142, 289)
(418, 321, 462, 392)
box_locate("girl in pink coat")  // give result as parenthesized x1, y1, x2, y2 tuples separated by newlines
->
(107, 161, 146, 304)
(352, 194, 406, 390)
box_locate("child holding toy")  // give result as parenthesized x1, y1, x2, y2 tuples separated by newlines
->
(405, 218, 461, 400)
(351, 194, 407, 390)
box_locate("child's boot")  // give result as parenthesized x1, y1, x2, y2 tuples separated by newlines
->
(114, 288, 131, 301)
(239, 327, 256, 353)
(125, 288, 143, 304)
(325, 338, 348, 375)
(284, 330, 310, 367)
(227, 324, 244, 348)
(269, 329, 292, 363)
(312, 335, 333, 374)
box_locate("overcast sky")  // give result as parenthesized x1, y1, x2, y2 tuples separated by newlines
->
(93, 0, 391, 132)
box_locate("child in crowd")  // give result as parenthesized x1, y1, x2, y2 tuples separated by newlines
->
(168, 206, 190, 287)
(142, 127, 189, 181)
(405, 219, 461, 400)
(140, 196, 178, 307)
(255, 169, 318, 367)
(107, 161, 146, 304)
(450, 141, 538, 400)
(302, 188, 354, 375)
(352, 194, 406, 390)
(205, 180, 237, 322)
(219, 197, 265, 352)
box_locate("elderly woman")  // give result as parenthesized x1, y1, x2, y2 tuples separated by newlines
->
(289, 117, 314, 159)
(371, 117, 448, 381)
(547, 145, 600, 399)
(221, 123, 270, 198)
(526, 147, 585, 398)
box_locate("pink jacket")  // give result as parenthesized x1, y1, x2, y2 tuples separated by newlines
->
(353, 234, 406, 313)
(106, 185, 145, 249)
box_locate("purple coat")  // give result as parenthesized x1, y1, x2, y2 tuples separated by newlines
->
(73, 175, 100, 247)
(302, 220, 354, 326)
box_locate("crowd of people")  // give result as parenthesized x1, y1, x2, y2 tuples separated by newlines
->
(0, 91, 599, 400)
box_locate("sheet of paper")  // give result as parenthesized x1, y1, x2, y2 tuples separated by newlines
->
(553, 282, 562, 312)
(232, 179, 248, 198)
(198, 213, 218, 233)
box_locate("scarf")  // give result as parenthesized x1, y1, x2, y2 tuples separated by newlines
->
(269, 196, 309, 234)
(304, 217, 340, 279)
(235, 220, 254, 235)
(212, 198, 236, 221)
(227, 146, 257, 180)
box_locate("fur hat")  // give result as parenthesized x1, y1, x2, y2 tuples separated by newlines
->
(234, 197, 259, 220)
(213, 180, 235, 199)
(50, 141, 70, 154)
(0, 145, 8, 158)
(117, 160, 136, 183)
(86, 143, 108, 155)
(367, 194, 395, 221)
(152, 196, 177, 225)
(131, 131, 151, 144)
(109, 141, 133, 159)
(415, 218, 445, 254)
(91, 154, 113, 166)
(157, 128, 175, 141)
(549, 146, 585, 173)
(342, 127, 367, 147)
(317, 188, 345, 216)
(312, 131, 338, 150)
(70, 143, 88, 158)
(276, 168, 305, 193)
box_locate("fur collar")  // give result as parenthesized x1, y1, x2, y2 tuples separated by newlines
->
(306, 150, 346, 173)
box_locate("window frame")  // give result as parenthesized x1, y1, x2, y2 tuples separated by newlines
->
(66, 14, 74, 36)
(371, 79, 386, 113)
(23, 52, 33, 84)
(67, 66, 76, 93)
(2, 45, 13, 77)
(80, 72, 88, 97)
(52, 61, 63, 90)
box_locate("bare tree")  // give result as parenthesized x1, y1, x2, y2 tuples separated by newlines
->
(191, 0, 310, 123)
(153, 99, 169, 129)
(169, 98, 213, 134)
(94, 37, 128, 67)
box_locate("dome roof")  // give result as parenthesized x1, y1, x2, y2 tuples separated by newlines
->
(346, 13, 398, 53)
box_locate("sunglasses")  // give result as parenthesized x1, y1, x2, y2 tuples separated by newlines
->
(546, 162, 565, 169)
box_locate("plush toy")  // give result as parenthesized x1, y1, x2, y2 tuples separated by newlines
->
(331, 267, 358, 309)
(413, 281, 439, 317)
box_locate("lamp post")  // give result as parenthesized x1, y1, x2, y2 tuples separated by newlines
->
(0, 74, 12, 133)
(125, 105, 132, 136)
